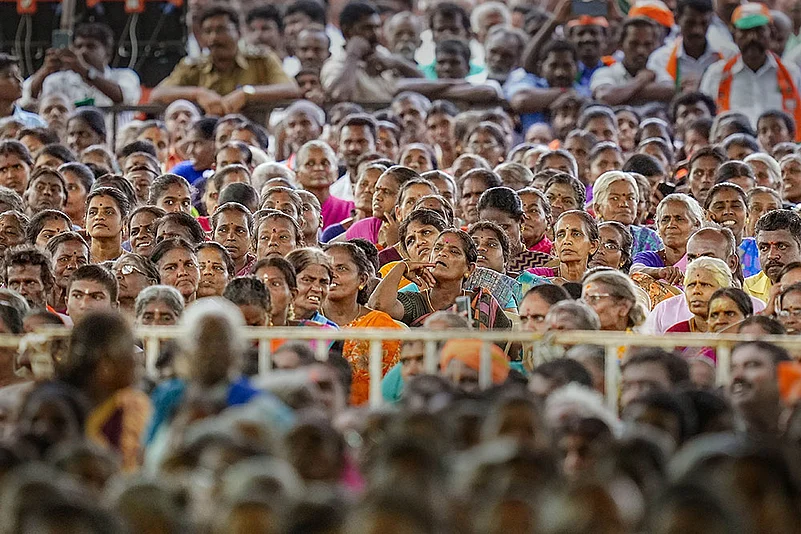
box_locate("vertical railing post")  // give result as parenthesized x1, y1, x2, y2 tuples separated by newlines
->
(369, 339, 383, 408)
(258, 337, 272, 377)
(605, 344, 619, 414)
(424, 340, 437, 374)
(144, 334, 159, 379)
(716, 344, 731, 388)
(479, 341, 491, 390)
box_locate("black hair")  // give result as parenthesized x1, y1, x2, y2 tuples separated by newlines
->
(626, 391, 698, 444)
(150, 237, 196, 266)
(324, 242, 375, 304)
(148, 173, 191, 206)
(219, 183, 259, 211)
(757, 109, 796, 138)
(196, 241, 235, 276)
(74, 22, 114, 51)
(755, 209, 801, 246)
(69, 108, 106, 139)
(689, 145, 727, 170)
(539, 39, 578, 64)
(25, 209, 71, 245)
(733, 340, 792, 365)
(578, 105, 616, 130)
(92, 174, 137, 210)
(589, 141, 623, 163)
(599, 221, 633, 272)
(669, 91, 717, 123)
(429, 99, 460, 117)
(468, 220, 511, 263)
(398, 208, 448, 256)
(85, 186, 131, 220)
(120, 140, 158, 159)
(217, 141, 253, 167)
(709, 287, 753, 317)
(156, 211, 206, 245)
(532, 358, 593, 388)
(233, 122, 270, 150)
(638, 137, 675, 167)
(0, 140, 32, 166)
(622, 348, 690, 386)
(251, 255, 297, 290)
(191, 117, 219, 140)
(59, 310, 130, 390)
(339, 1, 379, 31)
(620, 16, 657, 44)
(429, 2, 470, 33)
(623, 153, 665, 177)
(18, 127, 59, 146)
(199, 5, 240, 27)
(459, 169, 503, 194)
(523, 283, 571, 305)
(722, 133, 760, 153)
(45, 231, 89, 259)
(544, 172, 587, 207)
(436, 39, 471, 65)
(715, 112, 756, 138)
(477, 186, 524, 220)
(437, 228, 478, 265)
(738, 315, 787, 334)
(67, 264, 118, 303)
(285, 0, 327, 25)
(36, 144, 77, 165)
(246, 5, 283, 31)
(212, 201, 255, 235)
(713, 163, 753, 186)
(340, 113, 378, 143)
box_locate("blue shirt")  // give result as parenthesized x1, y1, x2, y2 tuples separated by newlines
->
(505, 71, 591, 132)
(578, 60, 606, 90)
(739, 237, 760, 278)
(170, 161, 209, 185)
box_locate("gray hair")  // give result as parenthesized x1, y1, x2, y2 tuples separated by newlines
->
(134, 285, 184, 320)
(178, 297, 247, 362)
(583, 270, 647, 327)
(0, 288, 29, 318)
(494, 162, 534, 189)
(470, 1, 511, 32)
(423, 310, 472, 329)
(655, 193, 705, 229)
(283, 100, 326, 128)
(252, 163, 296, 193)
(296, 140, 337, 166)
(685, 256, 733, 289)
(592, 171, 639, 213)
(546, 301, 601, 330)
(744, 153, 781, 187)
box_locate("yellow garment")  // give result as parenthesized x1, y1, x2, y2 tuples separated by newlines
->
(86, 387, 152, 473)
(379, 261, 412, 289)
(158, 51, 291, 96)
(744, 271, 771, 303)
(343, 310, 404, 405)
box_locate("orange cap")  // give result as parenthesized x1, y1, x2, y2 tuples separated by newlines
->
(440, 339, 510, 385)
(629, 0, 675, 28)
(566, 15, 610, 29)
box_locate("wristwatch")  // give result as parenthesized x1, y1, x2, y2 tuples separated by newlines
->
(242, 85, 256, 95)
(86, 67, 100, 81)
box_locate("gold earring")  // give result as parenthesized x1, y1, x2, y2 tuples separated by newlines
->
(359, 285, 364, 290)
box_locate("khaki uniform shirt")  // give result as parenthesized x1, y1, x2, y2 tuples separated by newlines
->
(158, 51, 291, 96)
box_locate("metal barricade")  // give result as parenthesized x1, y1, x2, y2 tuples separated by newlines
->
(13, 328, 797, 409)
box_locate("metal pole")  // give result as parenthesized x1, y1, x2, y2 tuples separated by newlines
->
(605, 344, 619, 414)
(368, 339, 383, 408)
(479, 341, 491, 390)
(258, 337, 272, 377)
(716, 344, 732, 388)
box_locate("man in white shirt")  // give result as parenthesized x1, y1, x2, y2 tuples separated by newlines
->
(643, 227, 766, 333)
(700, 3, 801, 129)
(648, 0, 738, 91)
(591, 17, 675, 109)
(24, 23, 141, 109)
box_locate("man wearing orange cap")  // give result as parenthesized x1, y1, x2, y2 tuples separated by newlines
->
(648, 0, 738, 91)
(591, 17, 675, 108)
(629, 0, 676, 42)
(700, 3, 801, 135)
(439, 339, 510, 392)
(565, 16, 616, 89)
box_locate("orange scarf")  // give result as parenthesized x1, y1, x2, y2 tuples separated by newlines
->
(666, 39, 721, 85)
(716, 52, 801, 142)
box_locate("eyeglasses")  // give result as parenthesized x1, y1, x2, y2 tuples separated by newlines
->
(582, 293, 614, 304)
(519, 314, 546, 323)
(601, 242, 621, 251)
(118, 264, 147, 277)
(778, 308, 801, 319)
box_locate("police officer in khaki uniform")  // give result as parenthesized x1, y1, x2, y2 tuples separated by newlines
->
(150, 5, 299, 116)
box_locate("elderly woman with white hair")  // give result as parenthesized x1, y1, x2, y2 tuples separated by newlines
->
(666, 257, 733, 333)
(744, 153, 781, 189)
(592, 171, 662, 257)
(780, 153, 801, 205)
(631, 193, 705, 286)
(581, 270, 648, 331)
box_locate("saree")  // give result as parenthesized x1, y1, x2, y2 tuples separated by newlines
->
(86, 387, 152, 472)
(343, 310, 404, 405)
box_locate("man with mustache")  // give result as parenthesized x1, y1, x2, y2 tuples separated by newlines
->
(745, 209, 801, 302)
(151, 5, 298, 116)
(591, 17, 675, 108)
(700, 3, 801, 134)
(730, 341, 790, 435)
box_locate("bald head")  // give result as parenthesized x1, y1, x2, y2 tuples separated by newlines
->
(687, 227, 738, 273)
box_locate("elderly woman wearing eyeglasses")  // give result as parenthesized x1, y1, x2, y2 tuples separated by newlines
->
(581, 270, 648, 332)
(113, 253, 160, 320)
(776, 282, 801, 334)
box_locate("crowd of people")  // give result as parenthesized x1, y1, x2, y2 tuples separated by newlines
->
(0, 0, 798, 530)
